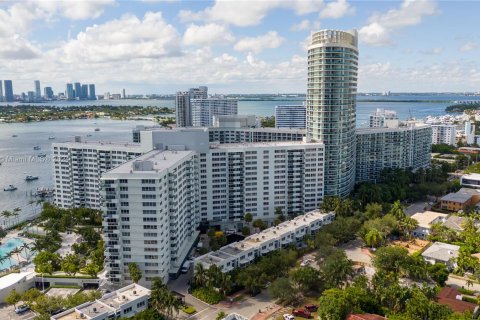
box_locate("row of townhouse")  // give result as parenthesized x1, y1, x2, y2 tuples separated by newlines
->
(194, 210, 335, 272)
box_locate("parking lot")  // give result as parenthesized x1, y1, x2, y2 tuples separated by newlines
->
(0, 304, 36, 320)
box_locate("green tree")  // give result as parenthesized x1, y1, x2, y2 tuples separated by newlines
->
(244, 213, 253, 225)
(150, 277, 180, 320)
(128, 262, 143, 283)
(193, 263, 207, 288)
(291, 266, 321, 292)
(427, 263, 450, 286)
(317, 289, 349, 320)
(389, 200, 406, 220)
(319, 249, 353, 289)
(364, 203, 383, 219)
(365, 228, 383, 248)
(405, 288, 452, 320)
(216, 311, 227, 320)
(5, 289, 21, 309)
(252, 219, 267, 230)
(241, 226, 250, 236)
(268, 277, 300, 305)
(373, 246, 410, 274)
(84, 263, 100, 278)
(320, 196, 341, 212)
(61, 253, 80, 276)
(33, 251, 60, 275)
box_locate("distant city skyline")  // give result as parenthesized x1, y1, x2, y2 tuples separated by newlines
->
(1, 0, 479, 93)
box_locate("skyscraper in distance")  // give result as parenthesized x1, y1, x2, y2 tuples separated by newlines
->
(88, 84, 96, 100)
(306, 29, 358, 198)
(34, 80, 41, 100)
(122, 88, 126, 99)
(44, 87, 54, 100)
(81, 84, 88, 99)
(0, 80, 3, 102)
(66, 83, 74, 100)
(4, 80, 14, 102)
(74, 82, 81, 99)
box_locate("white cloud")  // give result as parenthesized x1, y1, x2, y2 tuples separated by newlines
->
(58, 12, 180, 63)
(459, 41, 477, 52)
(0, 34, 41, 59)
(183, 23, 234, 46)
(320, 0, 354, 19)
(290, 19, 321, 32)
(359, 0, 438, 46)
(178, 0, 325, 27)
(419, 47, 443, 55)
(234, 31, 284, 54)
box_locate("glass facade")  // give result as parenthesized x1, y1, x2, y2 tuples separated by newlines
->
(306, 30, 358, 197)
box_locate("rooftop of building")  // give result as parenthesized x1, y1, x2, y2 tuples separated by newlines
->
(462, 173, 480, 179)
(53, 139, 144, 150)
(441, 193, 471, 203)
(436, 287, 478, 313)
(52, 284, 150, 320)
(0, 271, 34, 291)
(104, 149, 195, 175)
(443, 215, 467, 231)
(411, 211, 448, 229)
(421, 242, 460, 262)
(138, 126, 306, 134)
(210, 140, 322, 149)
(356, 122, 431, 134)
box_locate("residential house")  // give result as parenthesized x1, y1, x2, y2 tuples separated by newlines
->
(436, 287, 479, 315)
(440, 188, 480, 212)
(421, 242, 459, 269)
(411, 211, 448, 239)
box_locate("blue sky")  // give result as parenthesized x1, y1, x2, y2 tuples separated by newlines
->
(0, 0, 479, 94)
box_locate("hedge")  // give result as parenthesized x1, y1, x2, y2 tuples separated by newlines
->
(180, 306, 197, 314)
(192, 287, 223, 305)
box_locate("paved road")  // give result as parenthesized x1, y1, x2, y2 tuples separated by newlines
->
(446, 275, 480, 292)
(0, 304, 36, 320)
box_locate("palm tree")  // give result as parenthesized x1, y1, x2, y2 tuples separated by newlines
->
(11, 247, 23, 265)
(466, 279, 473, 290)
(399, 217, 418, 239)
(206, 265, 222, 288)
(12, 207, 21, 226)
(218, 273, 231, 296)
(193, 263, 207, 288)
(1, 210, 12, 228)
(389, 200, 406, 220)
(150, 277, 180, 320)
(20, 243, 31, 261)
(365, 228, 383, 248)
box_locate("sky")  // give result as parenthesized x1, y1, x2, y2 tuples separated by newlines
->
(0, 0, 479, 95)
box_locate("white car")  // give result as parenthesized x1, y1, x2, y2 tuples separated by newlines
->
(283, 314, 295, 320)
(15, 305, 29, 314)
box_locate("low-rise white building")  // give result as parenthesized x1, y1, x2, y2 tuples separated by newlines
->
(411, 211, 448, 239)
(421, 242, 459, 269)
(369, 108, 398, 128)
(461, 173, 480, 189)
(51, 284, 150, 320)
(191, 98, 238, 127)
(194, 210, 335, 272)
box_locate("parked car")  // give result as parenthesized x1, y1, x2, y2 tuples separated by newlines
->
(292, 309, 311, 318)
(283, 314, 295, 320)
(15, 305, 30, 314)
(181, 260, 193, 273)
(304, 304, 318, 312)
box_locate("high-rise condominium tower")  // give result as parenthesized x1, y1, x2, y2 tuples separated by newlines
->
(306, 29, 358, 198)
(4, 80, 14, 102)
(34, 80, 41, 100)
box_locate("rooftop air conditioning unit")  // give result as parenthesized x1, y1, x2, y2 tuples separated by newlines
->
(133, 290, 137, 295)
(80, 313, 85, 319)
(93, 307, 97, 312)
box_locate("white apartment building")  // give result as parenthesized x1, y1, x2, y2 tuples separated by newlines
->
(275, 105, 306, 129)
(141, 128, 325, 226)
(465, 121, 475, 145)
(369, 108, 398, 128)
(461, 173, 480, 189)
(175, 86, 208, 127)
(195, 210, 335, 272)
(212, 114, 258, 128)
(191, 98, 238, 127)
(101, 150, 199, 286)
(53, 137, 149, 209)
(51, 284, 150, 320)
(199, 141, 325, 228)
(431, 124, 457, 146)
(355, 122, 432, 183)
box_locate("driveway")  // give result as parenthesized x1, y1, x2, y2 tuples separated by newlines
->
(405, 200, 434, 216)
(447, 275, 480, 292)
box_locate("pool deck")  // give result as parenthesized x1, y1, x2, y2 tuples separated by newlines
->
(0, 230, 35, 272)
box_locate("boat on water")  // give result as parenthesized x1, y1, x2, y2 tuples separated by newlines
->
(25, 175, 39, 181)
(87, 134, 92, 137)
(37, 153, 47, 158)
(4, 185, 17, 191)
(94, 128, 100, 131)
(48, 136, 55, 140)
(33, 146, 41, 150)
(12, 135, 18, 137)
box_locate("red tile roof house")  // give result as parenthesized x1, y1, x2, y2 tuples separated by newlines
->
(346, 314, 386, 320)
(436, 287, 479, 315)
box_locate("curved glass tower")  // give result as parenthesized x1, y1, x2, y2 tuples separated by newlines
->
(306, 29, 358, 198)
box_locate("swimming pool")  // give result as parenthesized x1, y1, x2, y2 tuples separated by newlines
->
(0, 237, 27, 270)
